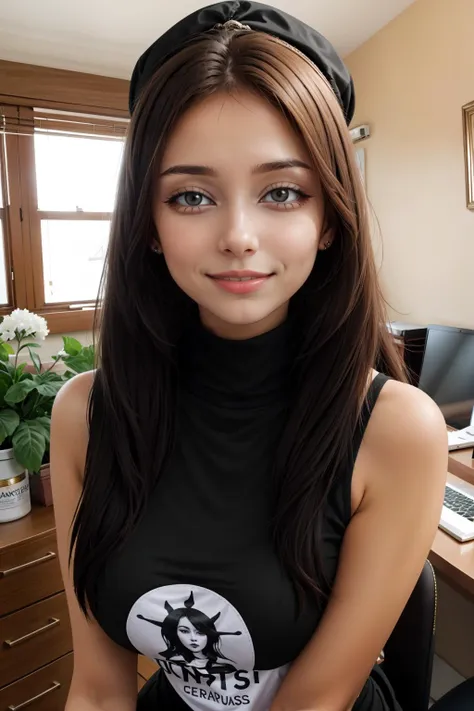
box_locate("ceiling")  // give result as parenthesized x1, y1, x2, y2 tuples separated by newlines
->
(0, 0, 417, 79)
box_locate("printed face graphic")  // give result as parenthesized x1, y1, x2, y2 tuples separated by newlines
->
(127, 584, 289, 711)
(134, 591, 242, 668)
(178, 616, 207, 653)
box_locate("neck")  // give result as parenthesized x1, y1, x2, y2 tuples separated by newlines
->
(199, 303, 288, 340)
(179, 311, 294, 407)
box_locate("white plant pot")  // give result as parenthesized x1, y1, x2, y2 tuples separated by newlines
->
(0, 447, 31, 523)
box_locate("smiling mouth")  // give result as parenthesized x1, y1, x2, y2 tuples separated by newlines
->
(209, 270, 275, 281)
(213, 276, 274, 283)
(207, 273, 274, 294)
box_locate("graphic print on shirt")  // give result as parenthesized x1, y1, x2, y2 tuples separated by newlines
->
(126, 584, 289, 711)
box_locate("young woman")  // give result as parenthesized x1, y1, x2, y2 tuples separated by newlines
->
(51, 3, 448, 711)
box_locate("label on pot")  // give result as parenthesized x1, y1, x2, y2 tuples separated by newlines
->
(0, 472, 31, 522)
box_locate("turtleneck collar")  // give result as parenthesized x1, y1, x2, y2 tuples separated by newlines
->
(179, 317, 294, 408)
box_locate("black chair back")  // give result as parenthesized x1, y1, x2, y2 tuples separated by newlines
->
(431, 677, 474, 710)
(382, 560, 437, 711)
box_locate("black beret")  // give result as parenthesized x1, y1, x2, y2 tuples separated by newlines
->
(129, 1, 355, 124)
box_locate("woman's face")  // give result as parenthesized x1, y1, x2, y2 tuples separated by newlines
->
(154, 89, 327, 339)
(177, 616, 208, 652)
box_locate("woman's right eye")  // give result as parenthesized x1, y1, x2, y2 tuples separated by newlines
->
(168, 191, 214, 208)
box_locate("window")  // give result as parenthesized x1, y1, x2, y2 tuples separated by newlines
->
(0, 137, 10, 306)
(0, 105, 128, 332)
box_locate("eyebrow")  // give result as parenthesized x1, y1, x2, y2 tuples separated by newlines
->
(159, 159, 313, 178)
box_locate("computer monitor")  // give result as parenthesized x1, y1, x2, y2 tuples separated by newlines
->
(418, 325, 474, 429)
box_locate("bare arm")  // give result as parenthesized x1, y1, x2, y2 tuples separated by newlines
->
(269, 381, 448, 711)
(50, 373, 138, 711)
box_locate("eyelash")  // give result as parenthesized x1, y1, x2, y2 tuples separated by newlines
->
(164, 183, 311, 213)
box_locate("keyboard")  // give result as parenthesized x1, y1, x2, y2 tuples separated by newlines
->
(448, 425, 474, 451)
(440, 483, 474, 542)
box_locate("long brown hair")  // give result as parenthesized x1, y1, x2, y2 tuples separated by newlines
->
(71, 26, 405, 615)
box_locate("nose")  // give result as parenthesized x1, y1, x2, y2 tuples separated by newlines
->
(218, 208, 259, 257)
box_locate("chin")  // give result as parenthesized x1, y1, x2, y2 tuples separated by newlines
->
(199, 298, 290, 335)
(206, 304, 278, 326)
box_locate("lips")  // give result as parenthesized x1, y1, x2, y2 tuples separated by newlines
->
(209, 270, 272, 280)
(207, 271, 274, 295)
(216, 275, 260, 282)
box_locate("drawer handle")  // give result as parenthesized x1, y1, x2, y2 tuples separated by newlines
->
(8, 681, 61, 710)
(4, 617, 60, 647)
(0, 551, 56, 577)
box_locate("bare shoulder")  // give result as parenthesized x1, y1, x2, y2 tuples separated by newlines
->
(370, 378, 447, 456)
(53, 369, 96, 417)
(51, 370, 96, 482)
(355, 378, 448, 501)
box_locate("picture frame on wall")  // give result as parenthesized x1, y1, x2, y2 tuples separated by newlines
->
(462, 99, 474, 210)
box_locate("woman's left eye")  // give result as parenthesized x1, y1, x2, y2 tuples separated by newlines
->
(261, 187, 306, 205)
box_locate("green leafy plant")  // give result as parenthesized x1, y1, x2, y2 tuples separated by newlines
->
(54, 336, 95, 378)
(0, 309, 62, 472)
(0, 311, 96, 473)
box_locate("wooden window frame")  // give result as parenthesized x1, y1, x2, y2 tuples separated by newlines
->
(0, 125, 30, 316)
(0, 134, 14, 311)
(0, 60, 129, 333)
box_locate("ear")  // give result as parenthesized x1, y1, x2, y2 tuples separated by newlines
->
(318, 206, 335, 251)
(318, 225, 334, 251)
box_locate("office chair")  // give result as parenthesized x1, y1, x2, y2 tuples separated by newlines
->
(381, 560, 437, 711)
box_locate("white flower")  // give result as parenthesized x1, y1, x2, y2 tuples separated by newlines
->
(57, 349, 67, 358)
(0, 309, 49, 342)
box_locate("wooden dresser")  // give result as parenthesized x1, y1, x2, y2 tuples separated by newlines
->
(0, 504, 159, 710)
(0, 505, 72, 710)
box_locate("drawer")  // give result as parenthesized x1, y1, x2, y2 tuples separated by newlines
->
(0, 592, 72, 688)
(0, 653, 73, 711)
(0, 533, 64, 616)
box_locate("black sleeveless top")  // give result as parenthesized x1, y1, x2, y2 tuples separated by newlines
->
(93, 320, 400, 711)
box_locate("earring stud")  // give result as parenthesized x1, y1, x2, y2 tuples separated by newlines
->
(152, 243, 162, 254)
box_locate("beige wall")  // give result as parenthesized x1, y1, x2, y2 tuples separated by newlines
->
(345, 0, 474, 329)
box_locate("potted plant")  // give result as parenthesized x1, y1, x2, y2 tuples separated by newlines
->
(0, 312, 95, 513)
(0, 309, 56, 520)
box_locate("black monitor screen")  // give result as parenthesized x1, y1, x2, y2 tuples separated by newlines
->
(418, 326, 474, 429)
